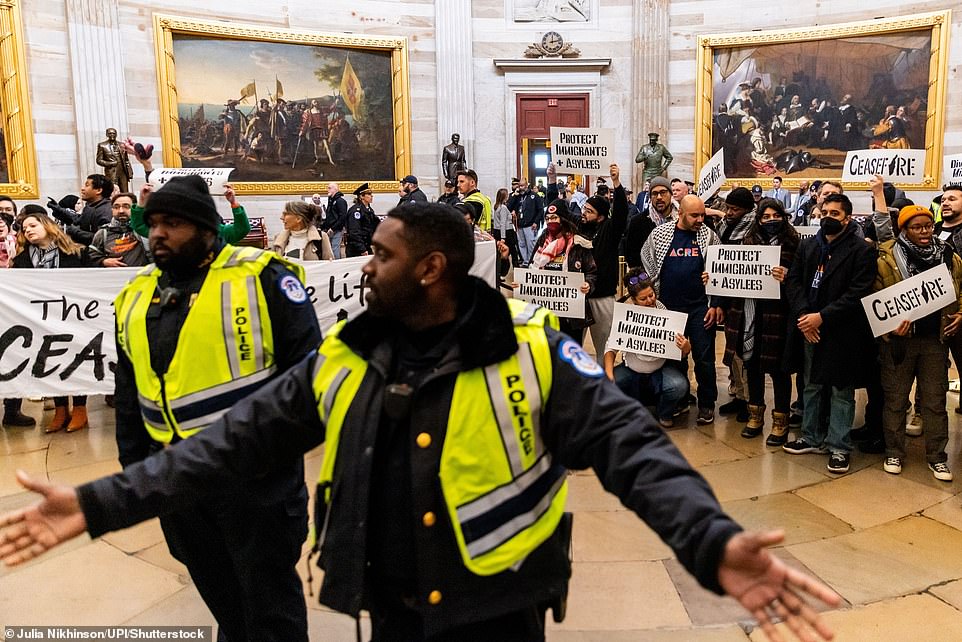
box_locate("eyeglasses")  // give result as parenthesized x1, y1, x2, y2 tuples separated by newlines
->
(906, 223, 934, 232)
(626, 273, 650, 286)
(650, 189, 670, 197)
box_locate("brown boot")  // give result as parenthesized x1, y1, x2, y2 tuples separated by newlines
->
(46, 405, 68, 433)
(767, 411, 790, 446)
(66, 405, 88, 433)
(741, 404, 765, 438)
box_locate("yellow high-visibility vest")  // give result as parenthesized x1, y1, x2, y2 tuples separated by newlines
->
(115, 244, 304, 443)
(313, 298, 566, 575)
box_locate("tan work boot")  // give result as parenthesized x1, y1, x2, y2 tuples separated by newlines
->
(766, 410, 790, 446)
(741, 404, 765, 438)
(66, 405, 89, 433)
(46, 406, 68, 433)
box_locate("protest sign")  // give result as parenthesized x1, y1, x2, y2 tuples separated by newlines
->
(151, 167, 235, 194)
(945, 153, 962, 185)
(704, 245, 781, 299)
(842, 149, 926, 183)
(513, 268, 585, 319)
(696, 148, 726, 198)
(0, 242, 497, 396)
(861, 263, 956, 337)
(549, 127, 615, 172)
(795, 225, 820, 240)
(606, 303, 687, 360)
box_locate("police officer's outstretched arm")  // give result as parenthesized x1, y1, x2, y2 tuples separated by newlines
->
(541, 330, 840, 641)
(0, 353, 326, 565)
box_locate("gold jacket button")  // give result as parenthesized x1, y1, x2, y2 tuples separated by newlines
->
(416, 432, 432, 448)
(428, 590, 442, 605)
(422, 512, 436, 527)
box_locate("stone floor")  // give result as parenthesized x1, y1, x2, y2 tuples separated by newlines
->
(4, 352, 962, 641)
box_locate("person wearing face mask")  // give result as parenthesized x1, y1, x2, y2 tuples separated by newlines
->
(783, 193, 878, 474)
(721, 199, 799, 445)
(604, 268, 691, 428)
(872, 205, 962, 482)
(88, 192, 149, 268)
(0, 213, 15, 269)
(527, 198, 596, 337)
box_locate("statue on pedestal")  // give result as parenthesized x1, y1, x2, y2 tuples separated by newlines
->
(96, 128, 133, 192)
(441, 133, 467, 182)
(634, 132, 673, 184)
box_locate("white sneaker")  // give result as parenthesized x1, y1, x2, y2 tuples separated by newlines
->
(883, 457, 902, 475)
(905, 413, 922, 437)
(929, 462, 953, 481)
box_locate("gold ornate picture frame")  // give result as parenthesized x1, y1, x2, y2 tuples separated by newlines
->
(0, 0, 39, 198)
(694, 11, 951, 190)
(153, 14, 412, 195)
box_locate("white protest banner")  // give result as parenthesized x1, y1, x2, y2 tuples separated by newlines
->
(549, 127, 615, 172)
(704, 245, 781, 300)
(151, 167, 235, 194)
(696, 148, 726, 198)
(944, 153, 962, 185)
(795, 225, 820, 240)
(842, 149, 926, 183)
(513, 268, 585, 319)
(0, 242, 498, 396)
(606, 303, 687, 360)
(861, 263, 956, 337)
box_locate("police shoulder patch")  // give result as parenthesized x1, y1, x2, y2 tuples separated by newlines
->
(278, 274, 308, 304)
(558, 339, 604, 378)
(354, 211, 362, 219)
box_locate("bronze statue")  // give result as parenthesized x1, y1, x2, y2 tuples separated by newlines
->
(96, 128, 133, 192)
(634, 132, 674, 184)
(441, 133, 467, 182)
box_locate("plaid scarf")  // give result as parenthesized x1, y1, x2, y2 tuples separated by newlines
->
(29, 244, 59, 269)
(894, 231, 944, 279)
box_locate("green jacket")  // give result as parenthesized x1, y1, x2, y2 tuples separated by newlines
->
(130, 203, 251, 244)
(874, 238, 962, 339)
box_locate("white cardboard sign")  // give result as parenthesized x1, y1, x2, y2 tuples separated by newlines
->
(944, 153, 962, 185)
(549, 127, 615, 172)
(861, 263, 956, 337)
(151, 167, 236, 195)
(704, 245, 781, 299)
(513, 268, 586, 319)
(842, 149, 926, 183)
(795, 225, 820, 239)
(605, 303, 688, 360)
(696, 148, 726, 198)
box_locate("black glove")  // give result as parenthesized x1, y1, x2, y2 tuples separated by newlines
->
(47, 199, 78, 225)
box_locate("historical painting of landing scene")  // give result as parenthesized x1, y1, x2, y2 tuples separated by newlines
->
(711, 29, 933, 180)
(171, 35, 395, 183)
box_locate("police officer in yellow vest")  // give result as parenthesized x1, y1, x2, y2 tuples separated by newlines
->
(112, 175, 320, 642)
(1, 204, 839, 642)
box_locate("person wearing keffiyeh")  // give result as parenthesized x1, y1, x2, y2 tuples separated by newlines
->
(872, 205, 962, 482)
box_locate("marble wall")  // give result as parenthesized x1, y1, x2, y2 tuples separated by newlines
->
(15, 0, 962, 230)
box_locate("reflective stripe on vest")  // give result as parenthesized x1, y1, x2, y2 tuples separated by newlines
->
(115, 244, 303, 443)
(313, 302, 564, 576)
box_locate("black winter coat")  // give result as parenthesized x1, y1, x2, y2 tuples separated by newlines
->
(785, 223, 878, 387)
(77, 278, 742, 637)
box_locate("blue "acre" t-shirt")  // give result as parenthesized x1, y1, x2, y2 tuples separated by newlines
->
(659, 227, 707, 311)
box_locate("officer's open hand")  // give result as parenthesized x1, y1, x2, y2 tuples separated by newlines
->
(719, 530, 840, 642)
(0, 470, 87, 567)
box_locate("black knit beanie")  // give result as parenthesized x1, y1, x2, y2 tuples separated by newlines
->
(143, 175, 220, 231)
(585, 195, 610, 218)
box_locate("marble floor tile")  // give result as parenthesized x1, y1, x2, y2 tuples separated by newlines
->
(720, 492, 854, 546)
(46, 458, 122, 486)
(667, 427, 748, 468)
(787, 515, 962, 605)
(564, 473, 628, 513)
(547, 561, 690, 631)
(549, 626, 750, 641)
(101, 518, 166, 555)
(0, 425, 53, 456)
(929, 577, 962, 611)
(921, 495, 962, 532)
(794, 466, 954, 529)
(0, 541, 184, 625)
(46, 425, 119, 471)
(697, 454, 828, 503)
(572, 510, 673, 562)
(749, 593, 962, 641)
(122, 585, 214, 626)
(134, 541, 190, 578)
(0, 450, 49, 497)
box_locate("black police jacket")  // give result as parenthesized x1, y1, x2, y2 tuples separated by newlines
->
(78, 278, 742, 636)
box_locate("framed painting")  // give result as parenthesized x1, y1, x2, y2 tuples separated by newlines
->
(0, 0, 39, 198)
(694, 11, 951, 190)
(153, 14, 412, 195)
